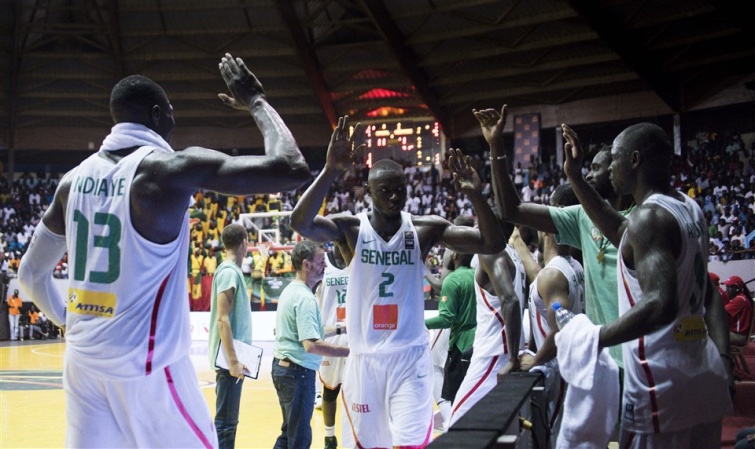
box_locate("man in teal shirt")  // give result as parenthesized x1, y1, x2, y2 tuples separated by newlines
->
(209, 223, 253, 449)
(272, 240, 349, 449)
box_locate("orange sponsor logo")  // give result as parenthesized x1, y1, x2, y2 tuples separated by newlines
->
(373, 304, 398, 330)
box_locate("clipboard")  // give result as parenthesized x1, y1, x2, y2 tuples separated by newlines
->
(214, 339, 264, 379)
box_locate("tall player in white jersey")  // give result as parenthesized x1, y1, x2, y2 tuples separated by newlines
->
(290, 116, 505, 449)
(561, 122, 732, 448)
(317, 243, 351, 449)
(448, 213, 524, 427)
(17, 54, 310, 448)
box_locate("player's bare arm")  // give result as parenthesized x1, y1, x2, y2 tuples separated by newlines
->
(529, 269, 570, 368)
(704, 281, 735, 393)
(136, 53, 309, 244)
(290, 116, 364, 244)
(474, 105, 557, 233)
(598, 207, 680, 348)
(480, 253, 522, 375)
(217, 288, 248, 379)
(562, 124, 626, 246)
(509, 227, 541, 284)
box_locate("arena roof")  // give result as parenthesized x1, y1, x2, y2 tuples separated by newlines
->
(1, 0, 754, 159)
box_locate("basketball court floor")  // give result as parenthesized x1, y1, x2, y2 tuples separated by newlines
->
(0, 339, 355, 449)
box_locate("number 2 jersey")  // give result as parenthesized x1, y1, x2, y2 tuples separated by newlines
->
(618, 193, 731, 434)
(65, 146, 192, 379)
(347, 211, 428, 354)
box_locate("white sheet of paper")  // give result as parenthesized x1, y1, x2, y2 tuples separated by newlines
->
(214, 339, 263, 379)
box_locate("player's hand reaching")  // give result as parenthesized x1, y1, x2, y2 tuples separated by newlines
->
(473, 105, 507, 155)
(448, 148, 481, 195)
(518, 352, 535, 371)
(218, 53, 265, 110)
(561, 124, 585, 181)
(325, 115, 365, 172)
(496, 359, 520, 383)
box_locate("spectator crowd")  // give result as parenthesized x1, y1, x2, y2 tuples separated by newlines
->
(1, 128, 753, 284)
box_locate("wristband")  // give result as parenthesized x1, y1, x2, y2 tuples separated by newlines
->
(336, 324, 342, 335)
(489, 155, 507, 161)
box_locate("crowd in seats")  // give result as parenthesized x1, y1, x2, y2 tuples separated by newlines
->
(678, 132, 755, 261)
(0, 171, 59, 277)
(0, 128, 753, 283)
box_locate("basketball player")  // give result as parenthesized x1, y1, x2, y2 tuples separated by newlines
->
(561, 122, 732, 448)
(518, 185, 585, 445)
(17, 53, 309, 448)
(447, 211, 525, 428)
(290, 116, 505, 449)
(317, 242, 351, 449)
(476, 105, 632, 373)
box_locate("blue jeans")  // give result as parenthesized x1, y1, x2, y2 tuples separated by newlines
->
(271, 358, 316, 449)
(215, 369, 244, 449)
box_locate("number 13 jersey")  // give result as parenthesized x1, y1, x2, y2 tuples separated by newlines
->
(65, 146, 191, 379)
(347, 211, 428, 354)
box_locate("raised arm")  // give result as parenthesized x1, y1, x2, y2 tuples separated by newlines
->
(562, 124, 627, 246)
(598, 208, 679, 348)
(290, 116, 364, 244)
(509, 227, 541, 284)
(155, 54, 309, 196)
(474, 106, 557, 233)
(438, 149, 505, 254)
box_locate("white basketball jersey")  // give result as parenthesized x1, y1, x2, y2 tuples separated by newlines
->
(347, 211, 428, 354)
(529, 256, 585, 354)
(618, 193, 731, 434)
(321, 253, 348, 345)
(472, 282, 508, 358)
(65, 146, 191, 378)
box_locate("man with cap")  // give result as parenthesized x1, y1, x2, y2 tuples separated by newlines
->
(723, 275, 753, 344)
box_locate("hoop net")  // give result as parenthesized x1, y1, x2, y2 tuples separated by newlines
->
(239, 210, 302, 252)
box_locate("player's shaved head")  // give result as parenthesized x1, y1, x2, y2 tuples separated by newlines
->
(368, 159, 403, 182)
(110, 75, 168, 124)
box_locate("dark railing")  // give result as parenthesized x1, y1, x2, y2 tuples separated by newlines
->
(429, 372, 548, 449)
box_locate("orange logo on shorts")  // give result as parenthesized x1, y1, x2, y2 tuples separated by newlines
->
(373, 304, 398, 330)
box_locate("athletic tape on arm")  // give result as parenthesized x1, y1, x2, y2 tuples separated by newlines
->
(18, 221, 67, 325)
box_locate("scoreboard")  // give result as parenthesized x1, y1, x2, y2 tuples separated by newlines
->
(350, 118, 445, 167)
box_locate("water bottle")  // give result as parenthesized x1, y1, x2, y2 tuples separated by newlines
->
(552, 302, 576, 330)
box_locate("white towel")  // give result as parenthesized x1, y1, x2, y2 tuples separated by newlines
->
(99, 123, 174, 153)
(555, 314, 619, 449)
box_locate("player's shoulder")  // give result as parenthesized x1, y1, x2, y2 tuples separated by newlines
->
(629, 201, 678, 234)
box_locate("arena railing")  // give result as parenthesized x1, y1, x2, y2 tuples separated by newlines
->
(428, 371, 548, 449)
